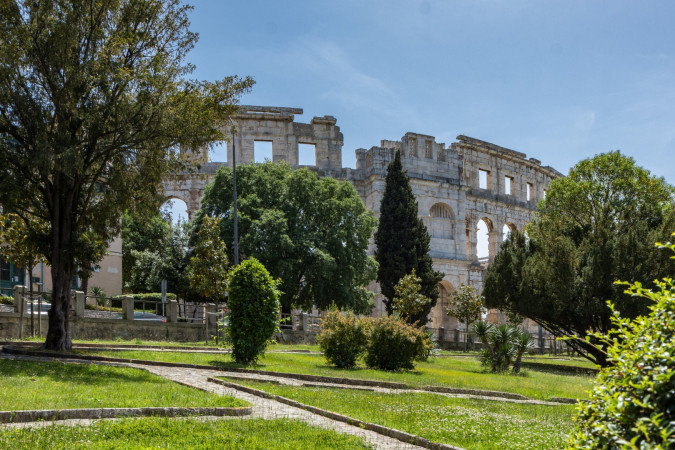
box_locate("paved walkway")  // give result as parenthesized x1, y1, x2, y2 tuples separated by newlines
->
(0, 352, 429, 449)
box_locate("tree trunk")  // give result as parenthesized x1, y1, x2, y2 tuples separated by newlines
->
(44, 192, 75, 351)
(44, 263, 73, 350)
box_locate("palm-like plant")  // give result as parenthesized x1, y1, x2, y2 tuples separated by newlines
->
(474, 321, 532, 373)
(511, 329, 535, 374)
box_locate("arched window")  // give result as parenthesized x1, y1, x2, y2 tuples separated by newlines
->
(429, 203, 455, 239)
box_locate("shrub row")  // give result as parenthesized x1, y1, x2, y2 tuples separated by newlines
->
(317, 310, 432, 371)
(0, 296, 12, 305)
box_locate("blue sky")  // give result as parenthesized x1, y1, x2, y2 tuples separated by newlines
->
(183, 0, 674, 186)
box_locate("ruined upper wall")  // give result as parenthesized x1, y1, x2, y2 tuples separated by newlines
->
(191, 105, 344, 171)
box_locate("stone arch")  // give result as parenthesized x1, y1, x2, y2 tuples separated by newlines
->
(476, 217, 493, 262)
(429, 279, 458, 330)
(502, 222, 518, 241)
(162, 194, 196, 221)
(429, 202, 455, 239)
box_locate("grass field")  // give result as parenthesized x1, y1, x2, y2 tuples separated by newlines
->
(0, 359, 247, 410)
(222, 377, 575, 449)
(0, 417, 371, 449)
(81, 348, 594, 400)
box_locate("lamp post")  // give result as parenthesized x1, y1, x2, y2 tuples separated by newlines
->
(230, 121, 239, 266)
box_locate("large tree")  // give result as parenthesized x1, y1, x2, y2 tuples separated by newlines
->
(483, 152, 675, 366)
(375, 150, 443, 324)
(0, 0, 253, 350)
(122, 212, 188, 295)
(195, 162, 377, 314)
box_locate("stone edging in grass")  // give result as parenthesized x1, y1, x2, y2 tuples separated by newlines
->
(1, 346, 578, 405)
(208, 377, 461, 450)
(422, 386, 529, 400)
(0, 406, 252, 424)
(520, 361, 599, 376)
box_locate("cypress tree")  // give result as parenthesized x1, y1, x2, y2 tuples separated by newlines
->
(375, 150, 443, 324)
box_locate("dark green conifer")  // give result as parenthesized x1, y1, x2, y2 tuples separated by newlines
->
(374, 150, 443, 324)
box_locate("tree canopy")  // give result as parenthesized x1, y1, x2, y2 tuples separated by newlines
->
(194, 162, 377, 313)
(122, 212, 188, 295)
(186, 216, 228, 304)
(483, 152, 675, 366)
(0, 0, 253, 350)
(374, 150, 443, 324)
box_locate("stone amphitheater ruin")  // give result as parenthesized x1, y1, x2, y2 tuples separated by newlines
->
(163, 106, 561, 330)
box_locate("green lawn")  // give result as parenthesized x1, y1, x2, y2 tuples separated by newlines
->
(222, 377, 575, 450)
(80, 349, 594, 400)
(0, 358, 247, 410)
(0, 417, 371, 449)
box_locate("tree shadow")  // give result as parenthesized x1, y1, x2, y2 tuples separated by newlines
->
(0, 358, 159, 386)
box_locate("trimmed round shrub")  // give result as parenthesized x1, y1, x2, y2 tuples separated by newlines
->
(228, 258, 280, 365)
(568, 275, 675, 448)
(317, 310, 368, 368)
(364, 315, 433, 371)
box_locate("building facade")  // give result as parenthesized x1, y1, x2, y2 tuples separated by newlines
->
(163, 106, 561, 326)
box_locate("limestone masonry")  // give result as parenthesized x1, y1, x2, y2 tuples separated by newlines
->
(163, 106, 561, 328)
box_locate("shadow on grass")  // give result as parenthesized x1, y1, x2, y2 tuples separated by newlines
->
(0, 358, 157, 386)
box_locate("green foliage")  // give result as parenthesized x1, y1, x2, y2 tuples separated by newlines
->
(474, 322, 534, 373)
(317, 310, 368, 368)
(391, 270, 432, 324)
(196, 162, 377, 313)
(228, 258, 281, 364)
(0, 213, 48, 291)
(447, 283, 484, 337)
(185, 216, 229, 304)
(568, 236, 675, 449)
(0, 296, 12, 305)
(374, 150, 443, 324)
(0, 0, 253, 350)
(364, 315, 433, 371)
(483, 152, 675, 366)
(91, 286, 107, 307)
(122, 213, 189, 295)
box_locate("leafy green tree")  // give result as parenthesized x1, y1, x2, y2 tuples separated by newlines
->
(447, 284, 484, 351)
(375, 150, 443, 324)
(568, 236, 675, 448)
(228, 258, 280, 364)
(391, 270, 432, 325)
(186, 216, 229, 304)
(483, 152, 675, 366)
(0, 213, 48, 318)
(0, 0, 252, 350)
(195, 162, 377, 313)
(122, 213, 188, 295)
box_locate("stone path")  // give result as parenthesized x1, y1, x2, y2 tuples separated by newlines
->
(0, 352, 430, 449)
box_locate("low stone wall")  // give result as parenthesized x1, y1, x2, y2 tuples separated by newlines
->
(0, 313, 206, 342)
(0, 313, 317, 344)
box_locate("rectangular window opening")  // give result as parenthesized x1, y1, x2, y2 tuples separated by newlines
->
(298, 143, 317, 166)
(504, 176, 513, 195)
(479, 169, 490, 189)
(527, 182, 534, 202)
(254, 140, 273, 163)
(425, 140, 433, 159)
(209, 141, 227, 163)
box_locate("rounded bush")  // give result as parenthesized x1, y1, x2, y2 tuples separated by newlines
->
(364, 315, 433, 371)
(317, 310, 368, 369)
(228, 258, 280, 365)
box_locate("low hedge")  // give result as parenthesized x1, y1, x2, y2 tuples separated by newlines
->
(0, 296, 13, 306)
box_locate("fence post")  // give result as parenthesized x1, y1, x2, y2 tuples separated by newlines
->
(73, 291, 85, 317)
(438, 327, 445, 342)
(166, 300, 178, 323)
(14, 285, 27, 339)
(123, 295, 134, 321)
(300, 312, 308, 331)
